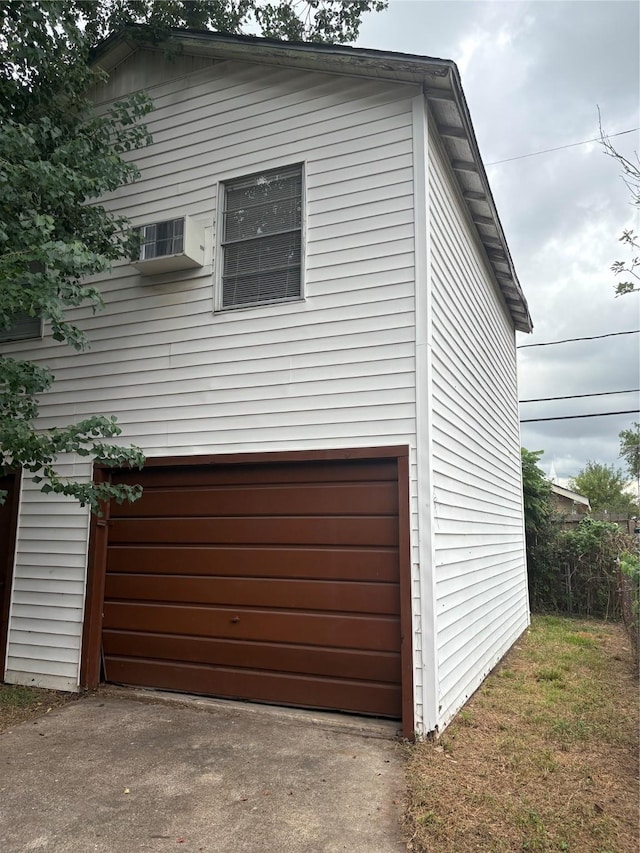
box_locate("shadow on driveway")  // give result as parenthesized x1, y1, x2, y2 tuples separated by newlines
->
(0, 693, 407, 852)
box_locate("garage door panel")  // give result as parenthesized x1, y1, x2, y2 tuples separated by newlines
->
(103, 657, 402, 717)
(112, 459, 399, 490)
(104, 575, 400, 615)
(103, 602, 401, 652)
(103, 631, 401, 683)
(108, 516, 398, 547)
(101, 455, 404, 718)
(112, 482, 397, 519)
(106, 546, 399, 583)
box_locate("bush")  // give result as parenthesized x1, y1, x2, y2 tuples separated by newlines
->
(521, 449, 558, 610)
(531, 516, 636, 622)
(555, 518, 634, 618)
(520, 449, 639, 633)
(618, 550, 640, 659)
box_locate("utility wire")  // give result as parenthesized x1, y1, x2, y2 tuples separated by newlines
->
(519, 389, 640, 403)
(486, 127, 639, 166)
(517, 329, 640, 349)
(521, 409, 639, 423)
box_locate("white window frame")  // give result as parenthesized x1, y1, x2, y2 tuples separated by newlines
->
(214, 162, 306, 313)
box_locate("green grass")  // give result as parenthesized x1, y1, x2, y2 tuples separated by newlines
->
(0, 683, 75, 731)
(0, 684, 44, 708)
(404, 615, 639, 853)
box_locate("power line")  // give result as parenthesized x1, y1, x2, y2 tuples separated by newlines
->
(486, 127, 639, 166)
(519, 389, 640, 404)
(517, 329, 640, 349)
(521, 409, 639, 423)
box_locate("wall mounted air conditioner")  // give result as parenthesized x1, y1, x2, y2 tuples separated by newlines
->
(133, 216, 205, 275)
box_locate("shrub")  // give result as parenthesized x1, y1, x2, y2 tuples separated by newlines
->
(521, 449, 560, 611)
(520, 449, 638, 632)
(558, 519, 629, 617)
(529, 516, 636, 620)
(618, 550, 640, 659)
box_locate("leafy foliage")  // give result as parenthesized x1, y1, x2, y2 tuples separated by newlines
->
(553, 517, 633, 618)
(521, 450, 638, 619)
(0, 1, 152, 511)
(610, 229, 639, 296)
(521, 448, 553, 537)
(0, 1, 386, 511)
(521, 449, 558, 610)
(619, 421, 640, 480)
(570, 461, 638, 516)
(618, 549, 640, 659)
(529, 514, 635, 620)
(69, 0, 387, 45)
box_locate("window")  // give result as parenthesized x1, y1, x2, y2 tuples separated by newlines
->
(1, 267, 44, 344)
(0, 312, 42, 344)
(221, 164, 302, 310)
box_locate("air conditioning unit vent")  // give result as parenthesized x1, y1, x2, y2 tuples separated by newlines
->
(133, 216, 205, 274)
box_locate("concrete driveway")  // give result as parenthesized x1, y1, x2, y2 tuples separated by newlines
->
(0, 691, 407, 852)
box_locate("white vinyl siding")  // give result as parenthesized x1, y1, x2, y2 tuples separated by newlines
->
(3, 463, 91, 691)
(427, 129, 529, 730)
(2, 51, 420, 694)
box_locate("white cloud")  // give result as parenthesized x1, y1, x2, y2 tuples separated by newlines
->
(357, 1, 640, 476)
(456, 31, 486, 77)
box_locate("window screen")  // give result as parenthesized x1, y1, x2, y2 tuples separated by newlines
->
(222, 165, 302, 309)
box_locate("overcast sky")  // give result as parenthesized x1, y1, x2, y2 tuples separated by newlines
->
(357, 0, 640, 482)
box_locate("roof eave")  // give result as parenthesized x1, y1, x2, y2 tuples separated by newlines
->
(423, 65, 532, 333)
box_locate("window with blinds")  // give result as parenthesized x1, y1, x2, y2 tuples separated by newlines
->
(221, 165, 302, 310)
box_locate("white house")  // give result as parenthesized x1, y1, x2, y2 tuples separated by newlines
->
(0, 28, 532, 738)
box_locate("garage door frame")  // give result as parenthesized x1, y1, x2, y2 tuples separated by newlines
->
(80, 446, 414, 737)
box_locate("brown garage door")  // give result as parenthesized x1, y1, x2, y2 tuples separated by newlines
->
(101, 456, 402, 717)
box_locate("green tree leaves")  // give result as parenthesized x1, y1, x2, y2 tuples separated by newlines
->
(570, 461, 638, 516)
(619, 422, 640, 481)
(521, 448, 558, 610)
(521, 450, 637, 615)
(0, 3, 152, 509)
(76, 0, 388, 44)
(521, 448, 553, 538)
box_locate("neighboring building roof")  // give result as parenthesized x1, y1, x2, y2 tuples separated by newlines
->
(92, 26, 533, 334)
(550, 483, 591, 509)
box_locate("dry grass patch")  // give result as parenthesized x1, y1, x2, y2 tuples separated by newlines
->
(0, 683, 77, 732)
(405, 615, 639, 853)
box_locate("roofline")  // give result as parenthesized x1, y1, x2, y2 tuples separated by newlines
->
(91, 24, 453, 71)
(550, 483, 591, 507)
(92, 26, 532, 333)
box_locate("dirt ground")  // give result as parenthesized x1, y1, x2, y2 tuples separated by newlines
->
(0, 683, 78, 732)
